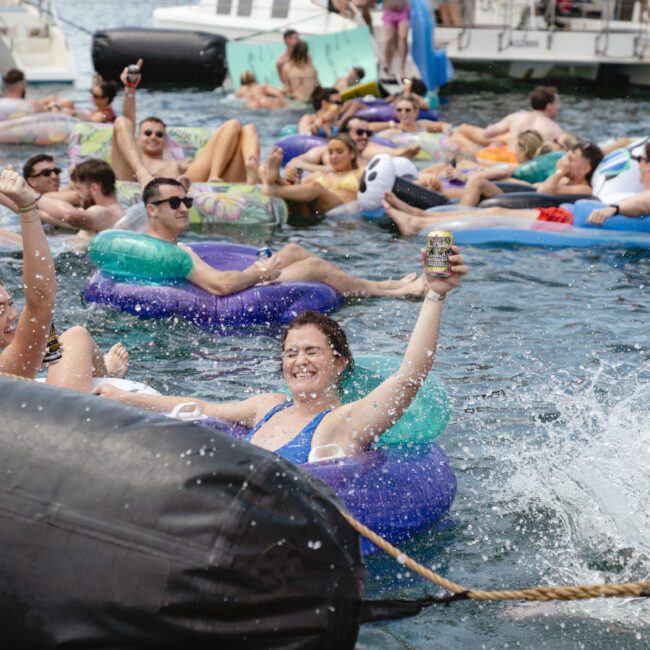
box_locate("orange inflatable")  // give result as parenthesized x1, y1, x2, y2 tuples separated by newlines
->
(477, 141, 518, 164)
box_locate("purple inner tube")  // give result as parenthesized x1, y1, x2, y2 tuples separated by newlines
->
(85, 242, 343, 334)
(356, 104, 437, 122)
(195, 416, 456, 555)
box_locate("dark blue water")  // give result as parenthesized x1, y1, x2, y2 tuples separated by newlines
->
(1, 1, 649, 646)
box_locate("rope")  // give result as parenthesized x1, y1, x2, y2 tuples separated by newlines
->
(23, 1, 95, 36)
(342, 512, 650, 603)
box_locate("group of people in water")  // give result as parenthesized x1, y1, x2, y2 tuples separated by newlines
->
(1, 52, 648, 463)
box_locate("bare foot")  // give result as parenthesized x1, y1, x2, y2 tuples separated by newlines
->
(245, 154, 260, 185)
(383, 201, 423, 237)
(384, 191, 424, 215)
(266, 146, 283, 185)
(104, 342, 129, 379)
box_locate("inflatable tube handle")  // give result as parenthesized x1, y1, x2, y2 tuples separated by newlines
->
(169, 402, 204, 421)
(308, 443, 346, 463)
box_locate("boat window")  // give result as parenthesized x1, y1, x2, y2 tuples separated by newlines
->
(216, 0, 232, 14)
(237, 0, 253, 16)
(271, 0, 290, 18)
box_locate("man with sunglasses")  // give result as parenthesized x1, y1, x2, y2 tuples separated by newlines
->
(588, 142, 650, 225)
(144, 177, 423, 298)
(287, 115, 418, 179)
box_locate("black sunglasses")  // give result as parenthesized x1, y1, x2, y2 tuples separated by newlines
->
(149, 196, 193, 209)
(143, 129, 165, 138)
(353, 128, 372, 137)
(331, 99, 343, 105)
(395, 107, 414, 113)
(31, 167, 62, 178)
(632, 154, 649, 163)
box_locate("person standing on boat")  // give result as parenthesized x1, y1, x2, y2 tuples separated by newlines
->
(456, 86, 566, 155)
(383, 0, 411, 79)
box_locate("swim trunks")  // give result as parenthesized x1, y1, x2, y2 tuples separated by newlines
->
(536, 206, 573, 224)
(383, 7, 410, 26)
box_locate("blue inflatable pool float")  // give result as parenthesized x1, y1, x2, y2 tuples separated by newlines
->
(85, 240, 344, 333)
(422, 200, 650, 250)
(195, 353, 455, 554)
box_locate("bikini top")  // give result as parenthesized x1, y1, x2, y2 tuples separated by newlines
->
(246, 400, 332, 465)
(314, 170, 359, 194)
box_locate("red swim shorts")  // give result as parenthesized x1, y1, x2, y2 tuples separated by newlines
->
(383, 7, 410, 26)
(536, 206, 574, 224)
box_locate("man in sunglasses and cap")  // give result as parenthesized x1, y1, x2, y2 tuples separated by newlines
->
(286, 115, 419, 180)
(144, 177, 423, 298)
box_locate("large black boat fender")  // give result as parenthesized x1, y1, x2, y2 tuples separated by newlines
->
(480, 192, 596, 209)
(92, 28, 228, 87)
(0, 376, 367, 648)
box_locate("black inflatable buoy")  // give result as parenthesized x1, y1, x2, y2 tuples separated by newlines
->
(92, 28, 227, 87)
(0, 377, 365, 648)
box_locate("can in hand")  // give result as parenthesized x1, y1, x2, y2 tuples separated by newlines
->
(43, 324, 63, 365)
(425, 230, 454, 277)
(126, 64, 140, 85)
(256, 247, 273, 263)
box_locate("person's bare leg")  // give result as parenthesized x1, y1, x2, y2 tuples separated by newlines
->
(276, 256, 424, 297)
(111, 116, 143, 182)
(449, 130, 483, 156)
(222, 123, 260, 183)
(275, 243, 417, 288)
(185, 119, 242, 182)
(383, 23, 397, 76)
(396, 20, 410, 79)
(45, 327, 128, 393)
(459, 176, 503, 206)
(384, 191, 430, 216)
(455, 123, 492, 147)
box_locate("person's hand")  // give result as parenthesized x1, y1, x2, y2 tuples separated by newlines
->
(254, 254, 282, 283)
(120, 58, 144, 89)
(421, 245, 468, 296)
(93, 382, 126, 400)
(0, 166, 39, 209)
(587, 206, 617, 226)
(285, 164, 301, 183)
(402, 78, 413, 94)
(401, 145, 421, 158)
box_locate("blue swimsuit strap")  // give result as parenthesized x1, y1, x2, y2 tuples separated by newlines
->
(246, 399, 293, 441)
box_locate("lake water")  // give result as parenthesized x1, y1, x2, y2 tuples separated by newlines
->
(1, 1, 649, 647)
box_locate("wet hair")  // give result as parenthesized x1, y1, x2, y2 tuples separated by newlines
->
(339, 114, 369, 134)
(645, 141, 650, 160)
(70, 158, 116, 196)
(327, 133, 358, 168)
(239, 70, 257, 85)
(409, 78, 428, 97)
(516, 130, 544, 161)
(282, 311, 355, 384)
(2, 68, 25, 87)
(138, 115, 167, 130)
(283, 29, 297, 42)
(94, 80, 118, 103)
(530, 86, 558, 111)
(142, 177, 183, 205)
(23, 153, 54, 179)
(311, 86, 338, 111)
(289, 40, 309, 66)
(573, 142, 604, 182)
(351, 66, 365, 81)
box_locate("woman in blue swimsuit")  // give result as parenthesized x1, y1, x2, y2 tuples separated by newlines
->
(96, 248, 468, 463)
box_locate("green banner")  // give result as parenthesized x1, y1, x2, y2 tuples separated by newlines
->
(227, 26, 377, 91)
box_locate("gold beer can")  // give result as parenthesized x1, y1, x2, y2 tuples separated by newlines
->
(43, 324, 63, 364)
(425, 230, 454, 277)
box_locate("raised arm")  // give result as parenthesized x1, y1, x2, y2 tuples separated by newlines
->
(119, 58, 143, 126)
(184, 246, 282, 296)
(0, 167, 57, 377)
(325, 248, 467, 454)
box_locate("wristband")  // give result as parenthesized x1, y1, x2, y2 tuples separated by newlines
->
(609, 204, 620, 215)
(425, 289, 446, 302)
(17, 200, 38, 214)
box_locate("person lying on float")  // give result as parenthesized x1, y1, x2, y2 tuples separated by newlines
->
(142, 177, 423, 298)
(0, 157, 123, 237)
(587, 142, 650, 225)
(286, 115, 419, 179)
(0, 166, 128, 390)
(95, 250, 467, 463)
(110, 62, 261, 186)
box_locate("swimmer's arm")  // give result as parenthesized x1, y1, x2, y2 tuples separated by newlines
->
(420, 120, 451, 133)
(46, 188, 83, 206)
(287, 146, 328, 173)
(588, 191, 650, 224)
(264, 84, 285, 99)
(297, 114, 316, 135)
(185, 247, 281, 296)
(328, 250, 468, 455)
(483, 114, 513, 139)
(368, 121, 393, 132)
(53, 205, 119, 231)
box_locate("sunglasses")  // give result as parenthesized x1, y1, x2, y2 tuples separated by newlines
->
(632, 154, 649, 163)
(330, 99, 343, 105)
(31, 167, 62, 178)
(353, 128, 372, 137)
(143, 129, 165, 138)
(149, 196, 193, 210)
(395, 107, 414, 113)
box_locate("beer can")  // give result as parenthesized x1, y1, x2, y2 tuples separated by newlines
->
(126, 64, 140, 85)
(425, 230, 454, 277)
(256, 247, 273, 263)
(43, 324, 62, 364)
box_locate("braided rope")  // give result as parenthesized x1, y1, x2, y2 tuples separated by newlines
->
(342, 512, 650, 602)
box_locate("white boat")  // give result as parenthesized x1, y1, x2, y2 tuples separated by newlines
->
(0, 0, 75, 83)
(153, 0, 360, 43)
(436, 0, 650, 85)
